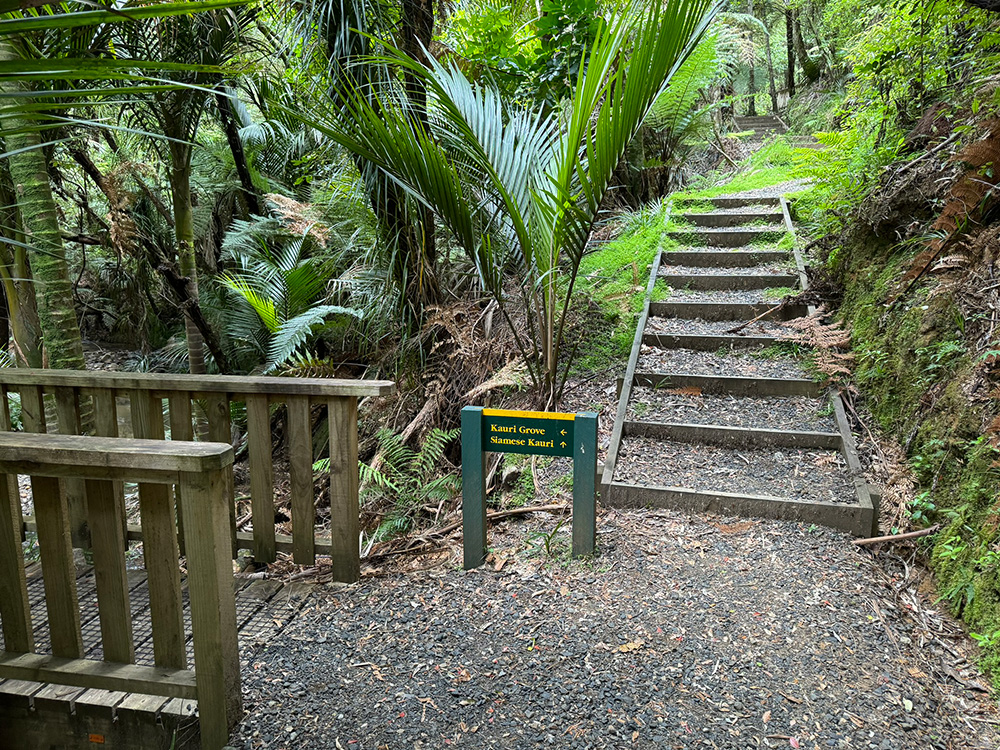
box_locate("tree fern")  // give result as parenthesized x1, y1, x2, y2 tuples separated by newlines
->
(265, 304, 361, 372)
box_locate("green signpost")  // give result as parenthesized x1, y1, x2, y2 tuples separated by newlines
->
(462, 406, 598, 569)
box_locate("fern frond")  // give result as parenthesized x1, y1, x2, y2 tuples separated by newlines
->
(265, 304, 361, 371)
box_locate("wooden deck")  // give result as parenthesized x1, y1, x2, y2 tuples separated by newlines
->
(0, 558, 314, 749)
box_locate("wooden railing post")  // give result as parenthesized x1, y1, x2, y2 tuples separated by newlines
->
(286, 395, 314, 565)
(327, 397, 359, 582)
(0, 469, 32, 653)
(130, 390, 186, 670)
(178, 467, 242, 748)
(246, 394, 276, 563)
(54, 386, 90, 548)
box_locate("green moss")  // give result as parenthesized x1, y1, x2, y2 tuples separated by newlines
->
(834, 220, 1000, 687)
(674, 137, 804, 200)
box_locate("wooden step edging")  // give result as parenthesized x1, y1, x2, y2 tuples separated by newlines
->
(641, 332, 781, 351)
(604, 482, 874, 537)
(679, 212, 783, 227)
(667, 228, 788, 247)
(622, 420, 842, 450)
(659, 273, 799, 291)
(649, 301, 808, 321)
(662, 250, 790, 267)
(632, 372, 823, 397)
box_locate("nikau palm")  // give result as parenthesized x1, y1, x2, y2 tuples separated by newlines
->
(308, 0, 720, 407)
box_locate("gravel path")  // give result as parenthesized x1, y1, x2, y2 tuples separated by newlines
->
(614, 438, 858, 504)
(637, 345, 809, 379)
(626, 389, 836, 432)
(645, 316, 790, 338)
(722, 178, 812, 199)
(660, 263, 793, 276)
(231, 510, 997, 750)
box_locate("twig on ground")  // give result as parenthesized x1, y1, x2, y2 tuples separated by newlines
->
(853, 525, 941, 547)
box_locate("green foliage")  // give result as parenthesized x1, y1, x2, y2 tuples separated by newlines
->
(525, 515, 569, 558)
(679, 136, 804, 199)
(357, 428, 461, 541)
(305, 0, 720, 405)
(216, 215, 361, 372)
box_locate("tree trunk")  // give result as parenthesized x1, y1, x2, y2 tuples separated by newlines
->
(168, 142, 208, 375)
(785, 9, 796, 97)
(747, 0, 757, 116)
(215, 87, 263, 216)
(0, 41, 86, 371)
(792, 10, 821, 83)
(764, 33, 779, 113)
(398, 0, 439, 315)
(0, 164, 42, 367)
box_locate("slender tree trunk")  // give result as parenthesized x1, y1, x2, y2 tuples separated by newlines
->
(168, 142, 208, 375)
(747, 0, 757, 116)
(792, 10, 821, 83)
(785, 9, 796, 97)
(215, 87, 263, 216)
(765, 33, 779, 113)
(0, 164, 42, 367)
(0, 41, 86, 371)
(399, 0, 439, 314)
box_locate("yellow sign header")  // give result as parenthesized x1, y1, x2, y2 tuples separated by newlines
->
(481, 408, 575, 421)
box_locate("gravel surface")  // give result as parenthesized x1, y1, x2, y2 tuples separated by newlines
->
(637, 345, 809, 379)
(645, 316, 789, 338)
(660, 263, 793, 276)
(662, 289, 779, 304)
(232, 510, 997, 750)
(626, 389, 836, 432)
(703, 203, 779, 214)
(614, 438, 858, 504)
(722, 178, 813, 199)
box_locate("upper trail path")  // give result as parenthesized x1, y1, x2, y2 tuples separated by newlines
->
(233, 181, 999, 749)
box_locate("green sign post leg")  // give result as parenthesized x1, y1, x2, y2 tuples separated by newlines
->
(461, 406, 487, 570)
(572, 412, 598, 558)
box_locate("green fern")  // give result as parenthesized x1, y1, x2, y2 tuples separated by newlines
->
(360, 427, 462, 541)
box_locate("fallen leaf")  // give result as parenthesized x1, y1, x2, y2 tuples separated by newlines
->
(903, 698, 913, 712)
(790, 738, 800, 749)
(763, 710, 771, 723)
(619, 640, 644, 652)
(667, 386, 702, 396)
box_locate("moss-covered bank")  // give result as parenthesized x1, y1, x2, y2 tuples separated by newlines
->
(829, 225, 1000, 685)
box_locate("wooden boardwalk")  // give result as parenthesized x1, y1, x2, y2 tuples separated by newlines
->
(0, 559, 314, 749)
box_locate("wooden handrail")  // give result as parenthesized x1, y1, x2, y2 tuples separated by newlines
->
(0, 369, 395, 577)
(0, 434, 240, 749)
(0, 367, 394, 397)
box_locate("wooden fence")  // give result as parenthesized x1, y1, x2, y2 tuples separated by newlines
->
(0, 369, 394, 582)
(0, 431, 239, 749)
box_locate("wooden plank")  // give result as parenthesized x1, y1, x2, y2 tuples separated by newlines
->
(54, 386, 90, 548)
(601, 244, 665, 495)
(204, 394, 237, 558)
(287, 395, 314, 565)
(0, 386, 22, 542)
(0, 431, 233, 478)
(85, 479, 134, 664)
(169, 392, 195, 557)
(18, 384, 45, 433)
(178, 467, 242, 745)
(327, 397, 359, 582)
(0, 368, 394, 397)
(0, 469, 32, 652)
(622, 420, 842, 450)
(32, 475, 83, 658)
(72, 687, 128, 720)
(246, 394, 276, 563)
(90, 389, 127, 543)
(0, 652, 197, 698)
(131, 390, 187, 671)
